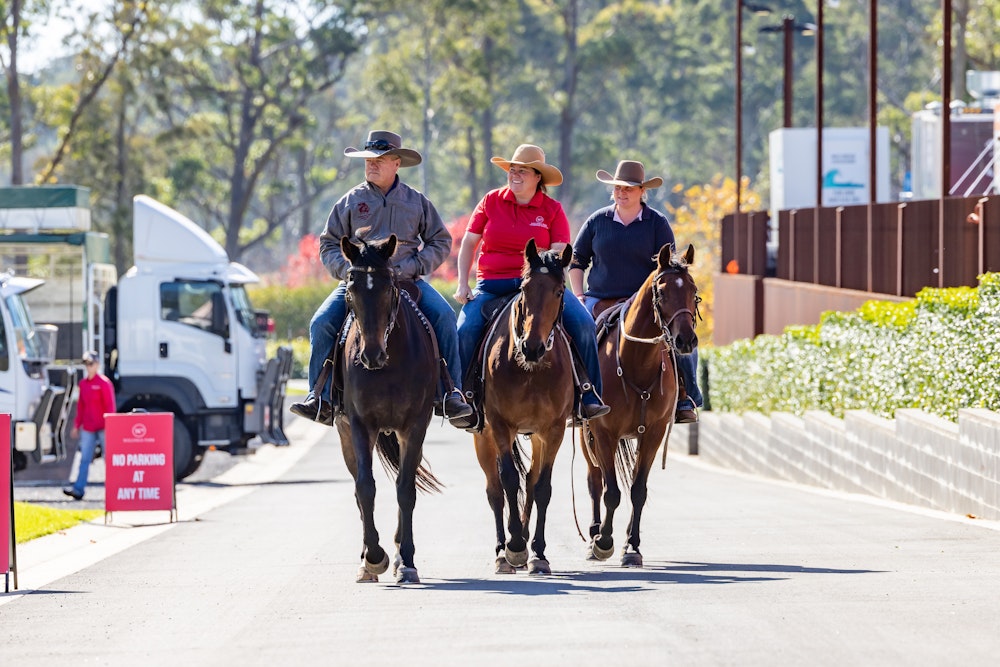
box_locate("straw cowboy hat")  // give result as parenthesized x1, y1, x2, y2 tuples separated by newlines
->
(344, 130, 422, 168)
(596, 160, 663, 189)
(491, 144, 563, 187)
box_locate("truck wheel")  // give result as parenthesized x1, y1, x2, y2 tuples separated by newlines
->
(172, 418, 196, 481)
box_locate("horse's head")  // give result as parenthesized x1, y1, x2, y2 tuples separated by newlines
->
(513, 238, 572, 366)
(651, 243, 700, 354)
(341, 234, 399, 370)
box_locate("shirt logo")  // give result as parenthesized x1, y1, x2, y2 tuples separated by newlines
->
(529, 216, 547, 228)
(356, 202, 371, 220)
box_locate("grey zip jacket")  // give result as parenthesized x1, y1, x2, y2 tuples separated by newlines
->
(319, 177, 451, 281)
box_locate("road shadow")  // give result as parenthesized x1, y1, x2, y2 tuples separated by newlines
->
(387, 559, 881, 595)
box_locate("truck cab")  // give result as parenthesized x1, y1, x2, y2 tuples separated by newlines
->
(104, 196, 290, 479)
(0, 273, 67, 471)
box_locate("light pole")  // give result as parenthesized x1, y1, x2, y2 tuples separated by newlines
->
(735, 0, 771, 272)
(760, 16, 816, 129)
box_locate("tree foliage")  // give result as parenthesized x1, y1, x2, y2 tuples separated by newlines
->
(2, 0, 998, 280)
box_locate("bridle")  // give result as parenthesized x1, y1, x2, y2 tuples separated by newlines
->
(620, 267, 700, 348)
(510, 272, 562, 357)
(345, 265, 400, 352)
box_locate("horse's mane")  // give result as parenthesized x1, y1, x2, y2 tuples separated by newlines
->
(521, 247, 566, 281)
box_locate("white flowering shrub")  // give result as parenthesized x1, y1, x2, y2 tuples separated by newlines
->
(705, 273, 1000, 422)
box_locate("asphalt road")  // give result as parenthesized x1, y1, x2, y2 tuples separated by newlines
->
(3, 414, 1000, 666)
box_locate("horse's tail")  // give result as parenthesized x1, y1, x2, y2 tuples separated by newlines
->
(374, 432, 444, 494)
(497, 435, 531, 515)
(615, 437, 638, 490)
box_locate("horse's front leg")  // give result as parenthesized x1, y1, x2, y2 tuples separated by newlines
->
(623, 422, 668, 568)
(592, 431, 621, 562)
(525, 432, 560, 575)
(491, 423, 528, 570)
(392, 423, 428, 584)
(347, 420, 388, 582)
(580, 429, 604, 540)
(474, 431, 508, 572)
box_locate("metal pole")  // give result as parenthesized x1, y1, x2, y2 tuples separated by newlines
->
(867, 0, 877, 292)
(736, 1, 743, 240)
(940, 0, 951, 289)
(783, 16, 793, 128)
(814, 2, 823, 285)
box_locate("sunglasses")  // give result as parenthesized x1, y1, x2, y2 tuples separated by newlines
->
(365, 139, 396, 151)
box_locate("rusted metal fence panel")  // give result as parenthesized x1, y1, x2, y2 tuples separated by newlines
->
(980, 197, 1000, 274)
(897, 200, 939, 296)
(838, 205, 870, 292)
(815, 207, 838, 287)
(940, 197, 981, 288)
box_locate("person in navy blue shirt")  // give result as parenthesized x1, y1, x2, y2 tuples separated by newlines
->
(568, 160, 702, 423)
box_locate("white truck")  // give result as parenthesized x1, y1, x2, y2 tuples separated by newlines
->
(0, 186, 291, 480)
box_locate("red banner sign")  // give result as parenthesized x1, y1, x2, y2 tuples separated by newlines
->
(2, 414, 12, 579)
(104, 413, 175, 514)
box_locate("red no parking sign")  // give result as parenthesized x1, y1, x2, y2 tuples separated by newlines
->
(104, 412, 176, 522)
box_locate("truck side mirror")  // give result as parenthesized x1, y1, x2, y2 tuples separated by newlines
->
(211, 291, 231, 352)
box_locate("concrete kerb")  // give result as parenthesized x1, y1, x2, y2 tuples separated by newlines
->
(1, 414, 323, 604)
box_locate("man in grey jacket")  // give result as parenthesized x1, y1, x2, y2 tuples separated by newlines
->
(291, 130, 472, 426)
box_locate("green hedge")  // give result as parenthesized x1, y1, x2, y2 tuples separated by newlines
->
(704, 273, 1000, 422)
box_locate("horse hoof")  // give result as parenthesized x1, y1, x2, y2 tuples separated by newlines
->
(365, 551, 391, 575)
(505, 546, 529, 568)
(590, 538, 615, 561)
(356, 567, 379, 583)
(495, 555, 517, 574)
(528, 558, 551, 575)
(620, 550, 643, 568)
(395, 566, 420, 584)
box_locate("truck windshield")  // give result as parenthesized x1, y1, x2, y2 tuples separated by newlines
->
(6, 294, 43, 359)
(230, 285, 264, 337)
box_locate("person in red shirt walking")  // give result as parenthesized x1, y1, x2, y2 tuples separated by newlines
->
(63, 351, 116, 501)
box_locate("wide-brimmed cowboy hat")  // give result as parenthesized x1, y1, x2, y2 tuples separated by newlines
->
(490, 144, 563, 187)
(596, 160, 663, 189)
(344, 130, 422, 168)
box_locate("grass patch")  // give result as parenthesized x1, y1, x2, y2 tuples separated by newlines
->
(13, 502, 102, 544)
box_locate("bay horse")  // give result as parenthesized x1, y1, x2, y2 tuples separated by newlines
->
(336, 234, 442, 584)
(581, 243, 699, 567)
(474, 239, 575, 575)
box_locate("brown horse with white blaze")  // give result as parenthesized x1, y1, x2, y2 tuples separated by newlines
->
(581, 243, 699, 567)
(474, 239, 575, 575)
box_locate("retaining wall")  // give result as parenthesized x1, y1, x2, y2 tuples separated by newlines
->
(691, 408, 1000, 521)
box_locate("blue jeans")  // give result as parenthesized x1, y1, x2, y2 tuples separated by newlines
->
(457, 278, 603, 398)
(582, 297, 702, 411)
(307, 278, 463, 394)
(675, 349, 702, 411)
(71, 428, 103, 497)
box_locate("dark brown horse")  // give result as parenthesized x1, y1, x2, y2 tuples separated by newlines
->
(474, 239, 575, 575)
(581, 243, 699, 567)
(336, 234, 441, 584)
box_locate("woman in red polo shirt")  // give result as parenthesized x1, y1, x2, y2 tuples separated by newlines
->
(453, 144, 609, 425)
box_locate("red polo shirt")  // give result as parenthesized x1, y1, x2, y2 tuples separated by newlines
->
(468, 187, 571, 279)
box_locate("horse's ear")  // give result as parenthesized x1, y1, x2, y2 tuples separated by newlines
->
(656, 242, 673, 268)
(341, 236, 360, 264)
(559, 244, 573, 268)
(382, 234, 398, 259)
(524, 238, 540, 264)
(683, 243, 695, 266)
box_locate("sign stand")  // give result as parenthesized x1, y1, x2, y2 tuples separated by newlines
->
(2, 414, 16, 592)
(103, 412, 176, 524)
